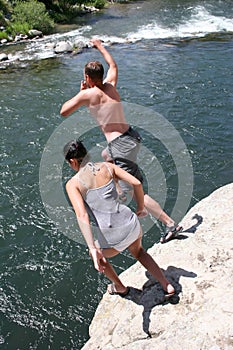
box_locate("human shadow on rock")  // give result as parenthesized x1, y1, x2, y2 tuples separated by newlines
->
(124, 266, 197, 338)
(175, 214, 203, 242)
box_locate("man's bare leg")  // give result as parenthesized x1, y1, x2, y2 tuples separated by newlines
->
(144, 194, 183, 243)
(144, 194, 174, 226)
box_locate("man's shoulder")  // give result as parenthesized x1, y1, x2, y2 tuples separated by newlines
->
(84, 86, 102, 97)
(103, 81, 117, 89)
(78, 87, 100, 105)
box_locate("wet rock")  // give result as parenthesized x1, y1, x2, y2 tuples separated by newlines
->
(45, 42, 56, 49)
(73, 40, 88, 51)
(54, 41, 73, 54)
(14, 34, 28, 42)
(0, 53, 8, 61)
(80, 4, 99, 13)
(28, 29, 43, 38)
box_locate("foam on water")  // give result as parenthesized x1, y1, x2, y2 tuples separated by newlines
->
(127, 6, 233, 41)
(3, 5, 233, 64)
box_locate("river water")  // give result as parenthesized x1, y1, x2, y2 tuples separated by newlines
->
(1, 0, 233, 349)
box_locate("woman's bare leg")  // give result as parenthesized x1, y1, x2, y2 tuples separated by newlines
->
(128, 235, 175, 294)
(101, 247, 128, 294)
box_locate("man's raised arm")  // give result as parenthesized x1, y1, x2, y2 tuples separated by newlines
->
(90, 38, 118, 87)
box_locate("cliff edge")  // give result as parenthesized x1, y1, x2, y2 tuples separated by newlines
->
(82, 183, 233, 350)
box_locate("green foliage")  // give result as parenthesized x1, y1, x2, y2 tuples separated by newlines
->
(0, 12, 6, 27)
(0, 0, 12, 26)
(12, 0, 54, 34)
(6, 21, 31, 36)
(43, 0, 107, 23)
(0, 0, 108, 37)
(0, 30, 8, 39)
(0, 0, 12, 14)
(92, 0, 106, 9)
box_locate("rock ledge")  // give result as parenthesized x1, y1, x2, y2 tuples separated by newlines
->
(82, 183, 233, 350)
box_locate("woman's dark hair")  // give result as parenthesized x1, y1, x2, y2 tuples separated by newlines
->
(63, 140, 87, 161)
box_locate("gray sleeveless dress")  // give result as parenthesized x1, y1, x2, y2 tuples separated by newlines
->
(76, 162, 141, 251)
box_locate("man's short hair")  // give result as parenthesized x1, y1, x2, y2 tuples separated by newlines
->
(84, 61, 104, 82)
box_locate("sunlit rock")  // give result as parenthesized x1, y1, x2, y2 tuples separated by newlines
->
(28, 29, 43, 38)
(0, 53, 8, 61)
(81, 183, 233, 350)
(54, 41, 73, 54)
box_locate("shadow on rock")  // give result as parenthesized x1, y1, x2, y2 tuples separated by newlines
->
(175, 214, 203, 241)
(124, 266, 197, 337)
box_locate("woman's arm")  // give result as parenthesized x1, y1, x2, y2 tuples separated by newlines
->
(66, 178, 106, 272)
(109, 163, 146, 215)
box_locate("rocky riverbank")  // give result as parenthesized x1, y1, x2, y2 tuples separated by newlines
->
(0, 4, 99, 68)
(81, 183, 233, 350)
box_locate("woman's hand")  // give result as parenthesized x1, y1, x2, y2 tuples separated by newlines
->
(136, 207, 148, 218)
(89, 248, 107, 273)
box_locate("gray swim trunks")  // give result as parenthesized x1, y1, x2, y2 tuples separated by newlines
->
(106, 126, 143, 191)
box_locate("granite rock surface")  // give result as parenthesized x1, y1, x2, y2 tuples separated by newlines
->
(81, 183, 233, 350)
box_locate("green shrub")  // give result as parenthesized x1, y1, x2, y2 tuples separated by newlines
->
(12, 0, 54, 35)
(92, 0, 106, 9)
(0, 12, 5, 27)
(6, 21, 31, 37)
(0, 30, 8, 40)
(0, 0, 12, 27)
(0, 0, 12, 14)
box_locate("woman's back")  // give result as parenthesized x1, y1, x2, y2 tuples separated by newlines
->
(75, 162, 139, 250)
(75, 162, 112, 190)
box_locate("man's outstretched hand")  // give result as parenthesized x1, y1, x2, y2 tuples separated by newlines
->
(90, 38, 103, 49)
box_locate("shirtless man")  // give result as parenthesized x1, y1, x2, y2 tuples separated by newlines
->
(60, 38, 182, 243)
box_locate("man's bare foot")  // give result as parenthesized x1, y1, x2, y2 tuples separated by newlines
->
(160, 224, 183, 244)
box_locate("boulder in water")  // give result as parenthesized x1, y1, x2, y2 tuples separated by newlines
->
(54, 41, 73, 54)
(0, 53, 8, 61)
(28, 29, 43, 38)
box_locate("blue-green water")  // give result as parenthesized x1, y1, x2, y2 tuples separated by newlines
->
(1, 1, 233, 349)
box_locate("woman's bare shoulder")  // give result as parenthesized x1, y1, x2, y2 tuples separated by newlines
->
(66, 175, 78, 188)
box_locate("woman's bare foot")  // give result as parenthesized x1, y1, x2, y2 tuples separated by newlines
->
(107, 283, 130, 297)
(164, 283, 175, 298)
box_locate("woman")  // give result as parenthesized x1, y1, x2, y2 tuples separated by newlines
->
(64, 140, 175, 297)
